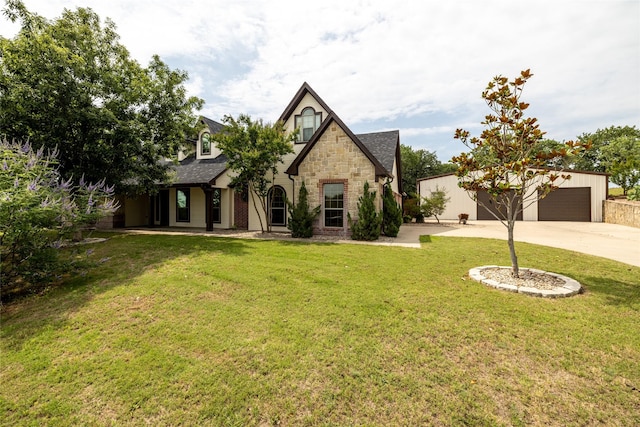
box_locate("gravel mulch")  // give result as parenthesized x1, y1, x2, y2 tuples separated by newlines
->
(480, 267, 565, 290)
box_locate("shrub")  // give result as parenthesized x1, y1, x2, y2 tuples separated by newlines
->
(403, 196, 421, 220)
(382, 183, 402, 237)
(348, 181, 381, 241)
(627, 186, 640, 201)
(287, 181, 320, 238)
(421, 186, 450, 223)
(1, 139, 117, 299)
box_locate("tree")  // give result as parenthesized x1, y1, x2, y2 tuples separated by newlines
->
(0, 1, 203, 195)
(600, 135, 640, 195)
(216, 114, 295, 233)
(452, 70, 589, 277)
(1, 139, 117, 299)
(348, 181, 381, 241)
(382, 182, 403, 237)
(421, 186, 450, 224)
(400, 144, 456, 194)
(287, 181, 320, 238)
(573, 126, 640, 172)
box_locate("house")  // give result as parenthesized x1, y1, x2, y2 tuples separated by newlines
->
(118, 83, 402, 235)
(417, 170, 608, 222)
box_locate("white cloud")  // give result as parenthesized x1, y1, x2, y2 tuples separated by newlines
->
(2, 0, 638, 159)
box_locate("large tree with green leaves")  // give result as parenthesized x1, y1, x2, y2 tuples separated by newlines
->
(0, 1, 203, 195)
(573, 126, 640, 173)
(216, 114, 295, 233)
(452, 70, 589, 277)
(400, 144, 456, 195)
(600, 134, 640, 195)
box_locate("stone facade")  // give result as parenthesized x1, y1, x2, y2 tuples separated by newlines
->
(604, 199, 640, 228)
(294, 121, 382, 235)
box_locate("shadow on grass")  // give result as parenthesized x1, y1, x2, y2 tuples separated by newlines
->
(1, 232, 258, 346)
(580, 275, 640, 308)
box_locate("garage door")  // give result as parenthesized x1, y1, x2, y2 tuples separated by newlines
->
(538, 187, 591, 221)
(477, 191, 523, 220)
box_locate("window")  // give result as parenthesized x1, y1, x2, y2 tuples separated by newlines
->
(201, 132, 211, 155)
(212, 188, 221, 224)
(176, 188, 190, 222)
(324, 183, 344, 227)
(294, 107, 322, 142)
(268, 186, 286, 226)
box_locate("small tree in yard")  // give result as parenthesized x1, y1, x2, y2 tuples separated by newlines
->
(1, 139, 118, 299)
(216, 114, 295, 233)
(349, 181, 381, 241)
(421, 186, 450, 224)
(452, 70, 589, 277)
(287, 181, 320, 238)
(382, 182, 403, 237)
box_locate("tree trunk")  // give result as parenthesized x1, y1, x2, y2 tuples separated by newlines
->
(507, 218, 519, 278)
(248, 184, 265, 233)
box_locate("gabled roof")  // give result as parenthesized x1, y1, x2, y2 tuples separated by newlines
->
(200, 116, 224, 133)
(171, 154, 228, 186)
(358, 130, 400, 176)
(168, 116, 227, 186)
(286, 111, 389, 177)
(278, 82, 333, 123)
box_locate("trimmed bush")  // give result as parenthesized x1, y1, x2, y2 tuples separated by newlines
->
(287, 181, 320, 238)
(349, 181, 381, 241)
(382, 183, 402, 237)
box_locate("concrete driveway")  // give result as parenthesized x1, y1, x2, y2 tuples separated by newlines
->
(396, 221, 640, 267)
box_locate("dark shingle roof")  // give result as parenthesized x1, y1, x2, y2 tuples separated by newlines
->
(171, 154, 228, 186)
(200, 116, 224, 133)
(357, 130, 399, 175)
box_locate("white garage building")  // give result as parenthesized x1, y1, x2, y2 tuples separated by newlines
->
(417, 170, 609, 222)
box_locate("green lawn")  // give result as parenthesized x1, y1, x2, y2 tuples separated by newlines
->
(1, 233, 639, 426)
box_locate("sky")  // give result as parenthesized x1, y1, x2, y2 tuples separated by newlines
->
(2, 0, 639, 162)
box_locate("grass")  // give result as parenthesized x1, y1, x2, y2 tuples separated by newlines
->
(1, 232, 639, 426)
(609, 187, 624, 197)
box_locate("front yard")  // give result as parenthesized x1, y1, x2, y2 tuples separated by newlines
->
(1, 233, 639, 426)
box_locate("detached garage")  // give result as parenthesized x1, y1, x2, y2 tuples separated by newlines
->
(417, 170, 608, 222)
(537, 187, 591, 221)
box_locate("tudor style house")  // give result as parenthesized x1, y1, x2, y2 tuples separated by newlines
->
(118, 83, 402, 235)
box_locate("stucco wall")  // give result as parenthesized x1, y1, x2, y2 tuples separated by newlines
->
(604, 199, 640, 228)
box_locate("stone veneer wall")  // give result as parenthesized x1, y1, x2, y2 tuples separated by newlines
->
(295, 121, 381, 236)
(603, 199, 640, 228)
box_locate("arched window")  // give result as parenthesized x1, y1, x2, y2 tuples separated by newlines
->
(201, 132, 211, 155)
(268, 186, 286, 226)
(294, 107, 322, 142)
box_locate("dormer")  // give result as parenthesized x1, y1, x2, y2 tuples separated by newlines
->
(197, 116, 224, 159)
(279, 82, 332, 143)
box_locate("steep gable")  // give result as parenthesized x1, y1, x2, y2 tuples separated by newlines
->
(278, 82, 333, 124)
(286, 111, 388, 177)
